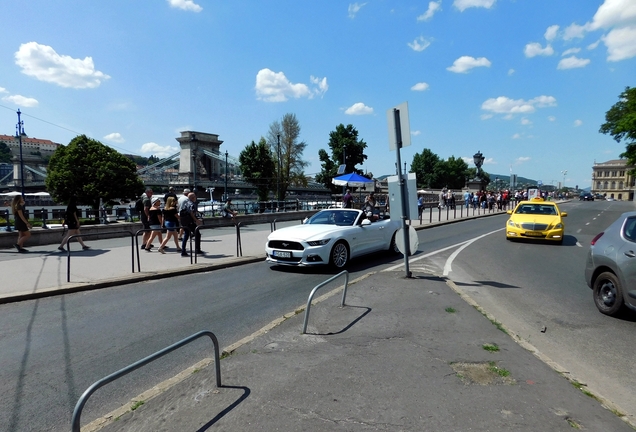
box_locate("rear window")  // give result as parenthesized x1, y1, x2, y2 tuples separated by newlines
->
(623, 217, 636, 242)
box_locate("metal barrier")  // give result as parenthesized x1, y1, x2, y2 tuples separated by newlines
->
(191, 222, 243, 264)
(66, 231, 135, 282)
(3, 209, 11, 232)
(302, 270, 349, 334)
(71, 330, 222, 432)
(270, 219, 277, 232)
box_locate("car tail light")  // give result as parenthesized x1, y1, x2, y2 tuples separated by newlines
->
(590, 232, 604, 245)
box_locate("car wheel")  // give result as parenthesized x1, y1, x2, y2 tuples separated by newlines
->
(329, 241, 349, 269)
(593, 272, 625, 317)
(389, 232, 401, 255)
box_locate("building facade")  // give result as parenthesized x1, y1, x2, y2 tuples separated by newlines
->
(591, 159, 635, 201)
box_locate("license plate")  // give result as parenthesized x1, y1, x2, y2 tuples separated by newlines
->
(525, 231, 543, 237)
(273, 250, 291, 258)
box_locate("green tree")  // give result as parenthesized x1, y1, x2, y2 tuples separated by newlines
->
(315, 124, 368, 192)
(45, 135, 144, 208)
(267, 113, 309, 200)
(0, 141, 12, 163)
(600, 86, 636, 173)
(239, 138, 276, 201)
(437, 156, 470, 190)
(410, 148, 442, 189)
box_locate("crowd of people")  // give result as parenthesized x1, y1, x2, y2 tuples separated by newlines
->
(9, 187, 237, 255)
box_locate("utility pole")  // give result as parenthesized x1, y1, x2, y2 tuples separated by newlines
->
(16, 109, 26, 197)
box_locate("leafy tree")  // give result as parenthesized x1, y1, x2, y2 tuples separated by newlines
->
(45, 135, 144, 208)
(600, 86, 636, 174)
(0, 141, 12, 163)
(266, 113, 309, 200)
(411, 148, 442, 189)
(239, 138, 276, 201)
(315, 124, 368, 192)
(437, 156, 469, 190)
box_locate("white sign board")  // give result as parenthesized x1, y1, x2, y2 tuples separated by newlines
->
(387, 172, 418, 221)
(387, 102, 411, 151)
(395, 225, 419, 256)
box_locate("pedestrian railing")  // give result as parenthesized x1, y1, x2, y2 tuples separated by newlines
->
(71, 330, 222, 432)
(302, 270, 349, 334)
(66, 231, 135, 282)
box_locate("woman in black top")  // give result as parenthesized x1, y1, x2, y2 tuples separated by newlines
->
(11, 195, 30, 252)
(144, 197, 164, 252)
(58, 196, 90, 251)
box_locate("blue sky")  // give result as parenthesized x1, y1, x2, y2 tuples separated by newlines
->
(1, 0, 635, 189)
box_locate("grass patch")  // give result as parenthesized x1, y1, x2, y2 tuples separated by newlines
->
(566, 417, 581, 429)
(482, 343, 500, 352)
(488, 361, 510, 377)
(570, 379, 595, 398)
(130, 400, 144, 411)
(445, 307, 457, 313)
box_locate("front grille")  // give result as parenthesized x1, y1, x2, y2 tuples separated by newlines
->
(268, 240, 304, 251)
(521, 223, 548, 231)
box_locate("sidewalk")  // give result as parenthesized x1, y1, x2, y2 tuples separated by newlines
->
(91, 271, 633, 431)
(0, 206, 506, 304)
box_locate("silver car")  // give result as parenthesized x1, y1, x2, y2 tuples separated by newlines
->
(585, 211, 636, 316)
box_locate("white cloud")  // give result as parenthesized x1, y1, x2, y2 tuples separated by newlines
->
(166, 0, 202, 12)
(512, 133, 522, 139)
(508, 68, 515, 75)
(411, 130, 422, 136)
(0, 87, 7, 94)
(603, 26, 636, 61)
(255, 69, 327, 102)
(447, 56, 491, 73)
(557, 55, 591, 69)
(408, 36, 431, 52)
(480, 113, 493, 120)
(574, 119, 583, 127)
(587, 39, 601, 50)
(545, 25, 560, 41)
(104, 132, 124, 143)
(562, 47, 581, 56)
(524, 42, 554, 57)
(140, 142, 179, 158)
(344, 102, 373, 115)
(453, 0, 496, 12)
(417, 1, 442, 21)
(15, 42, 110, 89)
(521, 118, 532, 125)
(563, 23, 589, 40)
(411, 82, 429, 91)
(481, 95, 556, 115)
(589, 0, 636, 30)
(516, 156, 531, 163)
(348, 2, 367, 19)
(548, 116, 556, 121)
(2, 94, 39, 107)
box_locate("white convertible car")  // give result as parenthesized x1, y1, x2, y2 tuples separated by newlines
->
(265, 209, 402, 269)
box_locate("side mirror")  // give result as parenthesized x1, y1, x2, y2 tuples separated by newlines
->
(506, 210, 512, 215)
(561, 212, 567, 217)
(361, 219, 371, 226)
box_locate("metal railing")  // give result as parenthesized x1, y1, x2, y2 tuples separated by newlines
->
(71, 330, 222, 432)
(192, 222, 243, 264)
(302, 270, 349, 334)
(65, 231, 135, 282)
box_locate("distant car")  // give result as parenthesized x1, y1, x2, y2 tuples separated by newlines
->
(585, 211, 636, 316)
(505, 198, 567, 244)
(579, 192, 594, 201)
(594, 194, 605, 200)
(265, 208, 401, 269)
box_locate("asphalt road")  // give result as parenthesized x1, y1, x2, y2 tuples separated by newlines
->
(1, 202, 634, 431)
(442, 200, 636, 422)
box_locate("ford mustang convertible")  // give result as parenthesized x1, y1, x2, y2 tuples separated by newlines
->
(266, 209, 401, 269)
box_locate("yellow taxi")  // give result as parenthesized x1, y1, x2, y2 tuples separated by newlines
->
(505, 197, 567, 244)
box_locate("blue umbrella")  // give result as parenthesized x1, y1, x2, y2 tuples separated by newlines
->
(332, 173, 375, 188)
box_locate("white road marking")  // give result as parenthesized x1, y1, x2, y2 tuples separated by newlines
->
(576, 242, 583, 247)
(577, 229, 582, 233)
(443, 229, 505, 276)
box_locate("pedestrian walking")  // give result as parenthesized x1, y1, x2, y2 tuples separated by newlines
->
(144, 197, 164, 252)
(11, 195, 30, 252)
(342, 189, 353, 208)
(140, 188, 153, 249)
(58, 196, 90, 251)
(158, 196, 181, 253)
(177, 188, 190, 241)
(180, 192, 203, 255)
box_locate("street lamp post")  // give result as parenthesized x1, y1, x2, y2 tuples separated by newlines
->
(224, 150, 228, 202)
(561, 170, 567, 190)
(276, 134, 280, 206)
(16, 109, 26, 197)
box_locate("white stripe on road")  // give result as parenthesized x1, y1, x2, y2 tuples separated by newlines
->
(443, 229, 505, 276)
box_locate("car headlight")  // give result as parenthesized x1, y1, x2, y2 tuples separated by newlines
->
(507, 220, 517, 228)
(553, 223, 563, 229)
(307, 239, 331, 246)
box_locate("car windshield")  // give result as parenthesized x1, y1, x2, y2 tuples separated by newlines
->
(306, 210, 358, 226)
(515, 204, 557, 215)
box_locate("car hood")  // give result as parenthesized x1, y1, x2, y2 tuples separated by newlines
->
(268, 224, 351, 242)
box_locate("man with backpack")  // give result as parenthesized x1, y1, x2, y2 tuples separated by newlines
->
(180, 192, 203, 256)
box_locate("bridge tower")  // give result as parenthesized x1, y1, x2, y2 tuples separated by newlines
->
(176, 131, 224, 188)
